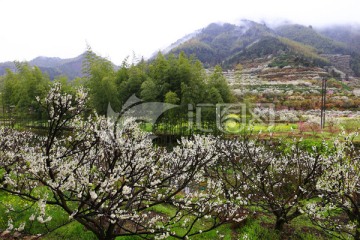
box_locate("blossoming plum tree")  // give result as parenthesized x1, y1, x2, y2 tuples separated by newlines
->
(210, 135, 327, 231)
(0, 83, 242, 240)
(306, 135, 360, 239)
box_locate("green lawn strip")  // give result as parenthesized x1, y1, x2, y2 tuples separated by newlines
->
(236, 217, 280, 240)
(42, 221, 97, 240)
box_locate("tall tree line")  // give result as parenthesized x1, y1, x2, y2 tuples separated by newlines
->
(0, 50, 233, 125)
(84, 50, 233, 114)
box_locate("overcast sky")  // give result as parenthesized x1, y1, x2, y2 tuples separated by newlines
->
(0, 0, 359, 64)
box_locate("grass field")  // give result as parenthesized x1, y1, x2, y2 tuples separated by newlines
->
(0, 191, 347, 240)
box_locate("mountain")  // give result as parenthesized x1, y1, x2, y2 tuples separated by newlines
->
(0, 61, 16, 76)
(318, 24, 360, 54)
(169, 20, 274, 67)
(225, 36, 329, 68)
(274, 24, 347, 54)
(0, 53, 86, 80)
(165, 20, 360, 77)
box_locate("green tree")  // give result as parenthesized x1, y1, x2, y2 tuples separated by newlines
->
(164, 91, 180, 104)
(2, 69, 18, 113)
(1, 63, 50, 120)
(207, 65, 233, 103)
(83, 50, 120, 115)
(149, 52, 170, 99)
(177, 55, 207, 106)
(208, 87, 223, 104)
(0, 76, 4, 115)
(140, 79, 159, 101)
(116, 64, 146, 104)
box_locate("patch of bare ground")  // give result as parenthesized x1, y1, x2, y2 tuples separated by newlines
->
(0, 231, 41, 240)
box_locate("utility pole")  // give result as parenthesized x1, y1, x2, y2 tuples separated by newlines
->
(320, 78, 327, 129)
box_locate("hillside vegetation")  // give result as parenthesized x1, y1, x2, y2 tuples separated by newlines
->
(167, 21, 360, 76)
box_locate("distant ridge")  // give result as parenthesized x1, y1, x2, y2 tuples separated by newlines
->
(0, 53, 86, 80)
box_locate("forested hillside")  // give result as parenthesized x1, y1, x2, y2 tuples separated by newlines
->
(167, 21, 360, 76)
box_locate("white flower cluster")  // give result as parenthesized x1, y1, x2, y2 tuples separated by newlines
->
(253, 108, 301, 122)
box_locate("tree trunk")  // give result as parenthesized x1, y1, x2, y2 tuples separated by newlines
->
(95, 234, 115, 240)
(274, 217, 286, 231)
(355, 226, 360, 240)
(103, 224, 116, 240)
(103, 236, 115, 240)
